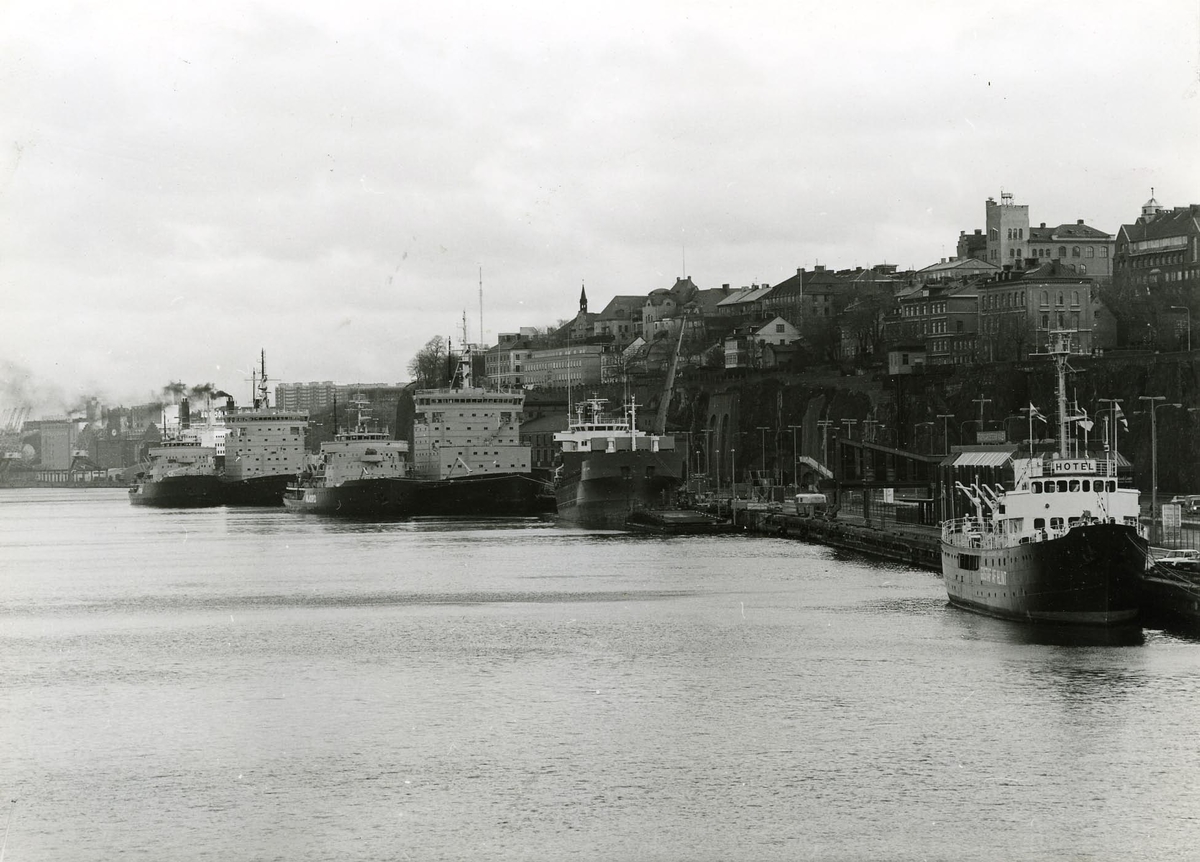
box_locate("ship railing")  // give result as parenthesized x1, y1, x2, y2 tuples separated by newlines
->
(943, 513, 1117, 548)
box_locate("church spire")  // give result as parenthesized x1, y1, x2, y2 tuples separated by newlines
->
(579, 281, 588, 314)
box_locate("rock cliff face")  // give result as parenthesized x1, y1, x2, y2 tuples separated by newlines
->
(672, 353, 1200, 495)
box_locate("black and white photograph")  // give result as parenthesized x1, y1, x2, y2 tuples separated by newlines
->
(2, 1, 1199, 859)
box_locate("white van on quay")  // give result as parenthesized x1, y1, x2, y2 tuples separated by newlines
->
(792, 493, 828, 517)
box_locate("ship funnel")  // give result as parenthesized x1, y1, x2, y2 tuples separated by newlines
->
(181, 396, 191, 429)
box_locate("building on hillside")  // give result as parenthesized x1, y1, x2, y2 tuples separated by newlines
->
(977, 261, 1101, 361)
(761, 342, 800, 369)
(1027, 221, 1114, 277)
(591, 295, 645, 346)
(887, 344, 927, 375)
(957, 229, 987, 261)
(889, 282, 979, 365)
(916, 257, 1001, 285)
(722, 317, 799, 369)
(522, 343, 614, 389)
(642, 276, 702, 337)
(483, 335, 536, 388)
(568, 283, 597, 342)
(798, 266, 852, 319)
(275, 381, 405, 412)
(985, 192, 1030, 267)
(756, 316, 800, 346)
(1113, 195, 1200, 299)
(760, 270, 803, 326)
(965, 191, 1114, 274)
(714, 284, 774, 322)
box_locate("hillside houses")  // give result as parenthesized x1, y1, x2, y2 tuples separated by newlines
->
(472, 190, 1194, 390)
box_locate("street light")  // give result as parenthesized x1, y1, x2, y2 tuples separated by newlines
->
(1138, 395, 1181, 545)
(937, 413, 954, 456)
(1098, 398, 1123, 467)
(756, 426, 769, 480)
(789, 424, 803, 489)
(730, 446, 737, 520)
(972, 396, 992, 432)
(817, 419, 835, 467)
(1171, 305, 1191, 352)
(915, 421, 934, 454)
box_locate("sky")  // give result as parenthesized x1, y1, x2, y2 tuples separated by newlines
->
(2, 0, 1198, 416)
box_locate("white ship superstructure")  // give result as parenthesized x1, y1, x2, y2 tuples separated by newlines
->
(411, 344, 531, 480)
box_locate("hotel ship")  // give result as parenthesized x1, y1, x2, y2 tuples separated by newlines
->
(940, 331, 1147, 625)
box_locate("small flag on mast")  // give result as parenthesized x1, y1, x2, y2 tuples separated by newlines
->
(1028, 402, 1047, 423)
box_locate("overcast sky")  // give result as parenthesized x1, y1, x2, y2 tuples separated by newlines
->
(2, 1, 1198, 415)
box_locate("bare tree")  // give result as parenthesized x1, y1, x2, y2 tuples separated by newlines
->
(407, 336, 451, 388)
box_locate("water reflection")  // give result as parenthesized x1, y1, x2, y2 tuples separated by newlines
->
(946, 605, 1146, 647)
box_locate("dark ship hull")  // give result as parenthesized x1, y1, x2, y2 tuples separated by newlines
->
(220, 474, 292, 507)
(555, 449, 685, 530)
(942, 523, 1146, 625)
(283, 473, 546, 517)
(129, 474, 224, 508)
(1139, 562, 1200, 627)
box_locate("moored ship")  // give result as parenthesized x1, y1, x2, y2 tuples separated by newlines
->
(553, 397, 684, 529)
(283, 404, 410, 516)
(398, 342, 545, 516)
(1140, 549, 1200, 626)
(285, 343, 545, 517)
(940, 330, 1147, 625)
(129, 439, 223, 507)
(220, 353, 309, 506)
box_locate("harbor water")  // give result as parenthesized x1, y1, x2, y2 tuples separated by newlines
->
(2, 488, 1198, 861)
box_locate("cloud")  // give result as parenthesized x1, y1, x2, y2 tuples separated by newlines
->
(1, 0, 1199, 408)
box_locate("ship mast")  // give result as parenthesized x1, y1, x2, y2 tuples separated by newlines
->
(257, 349, 269, 409)
(1051, 331, 1071, 457)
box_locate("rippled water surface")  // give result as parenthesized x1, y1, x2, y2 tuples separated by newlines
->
(2, 488, 1198, 861)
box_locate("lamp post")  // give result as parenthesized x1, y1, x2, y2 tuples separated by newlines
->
(937, 413, 954, 455)
(863, 417, 877, 442)
(1098, 398, 1123, 469)
(841, 418, 857, 438)
(730, 446, 737, 521)
(756, 426, 769, 485)
(972, 397, 992, 433)
(1171, 305, 1191, 352)
(915, 421, 934, 454)
(789, 424, 803, 489)
(1138, 395, 1181, 545)
(818, 419, 834, 467)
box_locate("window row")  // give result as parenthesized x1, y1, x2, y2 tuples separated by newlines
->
(1031, 479, 1117, 494)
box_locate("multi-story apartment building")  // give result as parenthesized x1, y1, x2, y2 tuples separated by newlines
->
(483, 334, 536, 389)
(1027, 221, 1114, 277)
(977, 262, 1099, 361)
(275, 382, 404, 412)
(521, 344, 613, 389)
(591, 296, 645, 346)
(973, 191, 1114, 275)
(642, 276, 701, 336)
(891, 283, 979, 365)
(1113, 195, 1200, 296)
